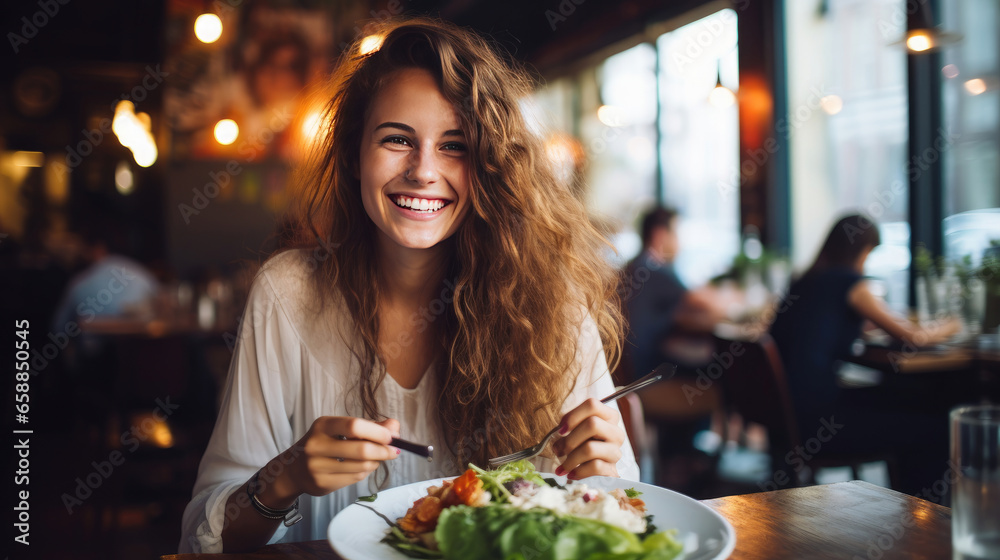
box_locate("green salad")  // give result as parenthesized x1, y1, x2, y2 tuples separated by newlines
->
(379, 461, 683, 560)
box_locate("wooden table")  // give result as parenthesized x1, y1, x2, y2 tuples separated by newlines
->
(162, 481, 952, 560)
(852, 342, 977, 374)
(852, 333, 1000, 375)
(847, 335, 1000, 406)
(701, 481, 951, 559)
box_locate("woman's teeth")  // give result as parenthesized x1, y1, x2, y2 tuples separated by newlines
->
(392, 196, 448, 212)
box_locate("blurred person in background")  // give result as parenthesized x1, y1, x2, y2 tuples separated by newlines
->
(769, 213, 961, 495)
(51, 208, 160, 335)
(620, 207, 733, 485)
(622, 207, 730, 383)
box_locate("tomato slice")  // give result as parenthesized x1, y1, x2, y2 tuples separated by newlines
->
(451, 469, 484, 506)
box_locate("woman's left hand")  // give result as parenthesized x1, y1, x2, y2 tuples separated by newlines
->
(551, 398, 625, 480)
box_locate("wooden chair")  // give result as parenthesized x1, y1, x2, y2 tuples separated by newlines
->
(713, 333, 897, 488)
(612, 345, 722, 488)
(616, 391, 659, 483)
(712, 333, 801, 481)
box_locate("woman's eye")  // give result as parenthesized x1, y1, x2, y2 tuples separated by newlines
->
(381, 136, 411, 147)
(442, 142, 467, 153)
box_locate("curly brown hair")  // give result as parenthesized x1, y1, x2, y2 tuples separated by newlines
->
(284, 17, 623, 468)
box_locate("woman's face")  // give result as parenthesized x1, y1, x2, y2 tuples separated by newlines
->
(359, 67, 472, 252)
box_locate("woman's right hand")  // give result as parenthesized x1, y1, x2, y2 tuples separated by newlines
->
(221, 417, 399, 552)
(283, 416, 401, 498)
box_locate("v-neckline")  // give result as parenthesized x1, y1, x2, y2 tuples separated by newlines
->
(383, 361, 434, 393)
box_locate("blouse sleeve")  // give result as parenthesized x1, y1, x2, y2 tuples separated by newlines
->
(534, 313, 640, 481)
(179, 270, 300, 553)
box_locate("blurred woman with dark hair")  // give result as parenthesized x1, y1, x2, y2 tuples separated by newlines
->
(181, 18, 636, 553)
(772, 214, 958, 410)
(769, 214, 959, 495)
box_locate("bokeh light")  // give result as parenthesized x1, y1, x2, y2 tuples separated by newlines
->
(820, 95, 843, 115)
(194, 14, 223, 44)
(115, 160, 134, 195)
(12, 151, 43, 168)
(214, 119, 239, 145)
(709, 85, 736, 107)
(597, 105, 625, 127)
(964, 78, 987, 96)
(112, 101, 157, 167)
(906, 32, 932, 52)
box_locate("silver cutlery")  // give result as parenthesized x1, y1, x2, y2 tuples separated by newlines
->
(488, 362, 676, 467)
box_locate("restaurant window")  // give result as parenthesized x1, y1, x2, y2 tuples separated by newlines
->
(656, 9, 740, 286)
(590, 43, 660, 251)
(940, 0, 1000, 265)
(785, 0, 910, 311)
(530, 8, 741, 286)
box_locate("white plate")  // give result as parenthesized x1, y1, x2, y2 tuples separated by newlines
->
(327, 474, 735, 560)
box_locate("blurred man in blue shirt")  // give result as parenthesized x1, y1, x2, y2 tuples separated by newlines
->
(623, 207, 728, 380)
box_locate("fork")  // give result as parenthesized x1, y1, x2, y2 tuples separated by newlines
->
(487, 362, 676, 468)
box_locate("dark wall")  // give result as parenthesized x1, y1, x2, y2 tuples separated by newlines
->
(165, 160, 285, 279)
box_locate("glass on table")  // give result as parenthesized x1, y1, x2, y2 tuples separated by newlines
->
(951, 405, 1000, 560)
(964, 278, 986, 336)
(917, 276, 932, 324)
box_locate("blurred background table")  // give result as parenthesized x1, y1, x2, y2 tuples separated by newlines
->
(846, 333, 1000, 405)
(162, 481, 950, 560)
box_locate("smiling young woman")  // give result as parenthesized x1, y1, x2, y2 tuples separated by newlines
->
(179, 18, 635, 553)
(359, 67, 472, 251)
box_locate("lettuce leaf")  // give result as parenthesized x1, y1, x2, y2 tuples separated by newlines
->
(435, 504, 683, 560)
(469, 460, 548, 503)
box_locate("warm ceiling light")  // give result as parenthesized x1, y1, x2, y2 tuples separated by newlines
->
(13, 151, 44, 167)
(708, 61, 736, 108)
(113, 101, 157, 167)
(820, 95, 843, 115)
(359, 34, 383, 55)
(195, 13, 223, 43)
(131, 142, 158, 168)
(906, 32, 933, 52)
(964, 78, 987, 96)
(709, 85, 736, 107)
(896, 2, 961, 53)
(214, 119, 239, 145)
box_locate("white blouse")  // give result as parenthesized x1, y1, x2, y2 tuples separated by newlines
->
(179, 249, 638, 553)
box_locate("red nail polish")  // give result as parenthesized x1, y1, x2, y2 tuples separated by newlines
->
(567, 471, 578, 480)
(555, 466, 565, 476)
(558, 422, 569, 436)
(396, 448, 401, 455)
